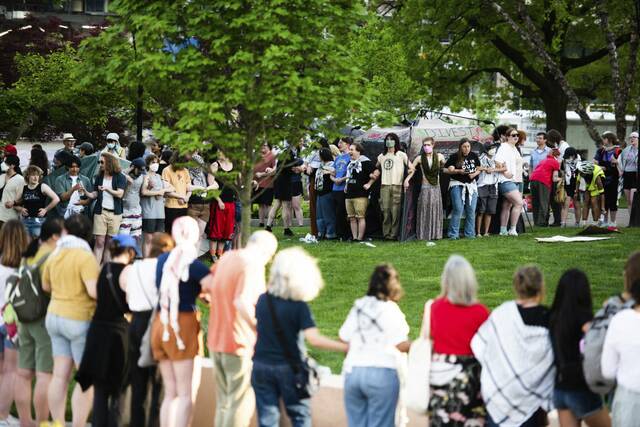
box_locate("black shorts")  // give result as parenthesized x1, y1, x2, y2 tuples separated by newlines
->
(623, 171, 638, 190)
(565, 177, 577, 198)
(603, 177, 619, 211)
(477, 185, 498, 214)
(273, 178, 292, 201)
(142, 218, 165, 233)
(291, 181, 303, 197)
(253, 187, 274, 206)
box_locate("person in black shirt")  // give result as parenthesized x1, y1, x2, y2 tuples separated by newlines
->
(13, 166, 60, 238)
(444, 138, 481, 239)
(549, 269, 610, 426)
(345, 142, 375, 242)
(76, 235, 138, 427)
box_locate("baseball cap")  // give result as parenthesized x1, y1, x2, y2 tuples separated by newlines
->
(111, 234, 142, 257)
(2, 145, 17, 156)
(131, 158, 146, 169)
(78, 142, 94, 154)
(106, 132, 120, 142)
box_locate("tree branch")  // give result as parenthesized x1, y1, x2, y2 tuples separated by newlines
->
(560, 33, 631, 70)
(460, 67, 539, 97)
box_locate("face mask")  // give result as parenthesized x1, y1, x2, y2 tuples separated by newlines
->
(423, 145, 433, 154)
(149, 163, 159, 172)
(385, 140, 395, 148)
(487, 148, 496, 157)
(1, 163, 8, 172)
(107, 142, 116, 149)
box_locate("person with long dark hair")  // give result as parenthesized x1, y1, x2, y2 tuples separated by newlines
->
(404, 136, 445, 241)
(549, 270, 610, 427)
(340, 264, 410, 426)
(162, 152, 192, 234)
(444, 138, 481, 239)
(29, 148, 50, 177)
(76, 235, 139, 427)
(0, 154, 25, 228)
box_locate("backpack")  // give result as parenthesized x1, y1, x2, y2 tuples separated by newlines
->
(6, 254, 51, 323)
(582, 295, 635, 395)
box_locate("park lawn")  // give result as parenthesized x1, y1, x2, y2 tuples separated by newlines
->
(252, 226, 640, 373)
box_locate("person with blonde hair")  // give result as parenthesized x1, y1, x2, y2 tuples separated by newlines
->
(0, 220, 30, 426)
(90, 152, 127, 263)
(340, 264, 410, 427)
(428, 255, 489, 426)
(472, 265, 555, 426)
(252, 247, 347, 427)
(202, 230, 278, 427)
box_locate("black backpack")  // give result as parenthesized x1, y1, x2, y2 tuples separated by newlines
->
(6, 254, 51, 323)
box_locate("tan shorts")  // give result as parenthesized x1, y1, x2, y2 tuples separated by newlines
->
(151, 311, 200, 361)
(187, 203, 210, 223)
(345, 197, 368, 218)
(93, 210, 122, 236)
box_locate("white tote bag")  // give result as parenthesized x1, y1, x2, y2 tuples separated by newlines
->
(405, 299, 433, 414)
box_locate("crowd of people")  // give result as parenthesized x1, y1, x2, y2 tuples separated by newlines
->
(0, 130, 637, 427)
(0, 209, 637, 427)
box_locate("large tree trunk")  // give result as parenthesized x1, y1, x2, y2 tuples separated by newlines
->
(541, 89, 569, 137)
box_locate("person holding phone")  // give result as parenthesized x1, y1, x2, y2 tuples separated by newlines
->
(444, 138, 481, 239)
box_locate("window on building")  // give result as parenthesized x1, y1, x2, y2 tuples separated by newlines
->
(85, 0, 107, 13)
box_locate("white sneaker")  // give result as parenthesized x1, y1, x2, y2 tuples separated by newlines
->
(508, 228, 518, 236)
(499, 229, 508, 236)
(608, 222, 617, 228)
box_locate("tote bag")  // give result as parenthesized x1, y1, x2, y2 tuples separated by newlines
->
(405, 299, 433, 414)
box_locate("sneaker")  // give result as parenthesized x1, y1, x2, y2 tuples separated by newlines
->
(284, 228, 294, 237)
(508, 228, 518, 236)
(608, 222, 617, 228)
(265, 225, 272, 232)
(499, 230, 508, 236)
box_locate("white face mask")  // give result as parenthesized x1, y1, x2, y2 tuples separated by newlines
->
(1, 163, 9, 172)
(107, 142, 116, 149)
(149, 163, 159, 172)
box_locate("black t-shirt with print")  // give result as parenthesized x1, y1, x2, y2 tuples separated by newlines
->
(444, 152, 480, 184)
(345, 158, 374, 199)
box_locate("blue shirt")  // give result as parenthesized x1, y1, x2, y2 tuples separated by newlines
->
(253, 294, 316, 365)
(155, 252, 209, 312)
(332, 153, 351, 192)
(530, 146, 551, 172)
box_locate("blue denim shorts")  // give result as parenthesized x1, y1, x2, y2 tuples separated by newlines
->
(45, 314, 91, 365)
(553, 388, 603, 419)
(498, 181, 518, 195)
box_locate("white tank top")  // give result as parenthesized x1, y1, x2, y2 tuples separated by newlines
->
(126, 259, 159, 312)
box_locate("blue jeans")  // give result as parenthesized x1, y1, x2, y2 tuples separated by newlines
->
(344, 367, 399, 427)
(22, 217, 45, 238)
(316, 193, 336, 238)
(251, 361, 311, 427)
(448, 185, 478, 238)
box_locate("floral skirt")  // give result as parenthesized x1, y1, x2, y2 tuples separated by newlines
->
(428, 354, 485, 427)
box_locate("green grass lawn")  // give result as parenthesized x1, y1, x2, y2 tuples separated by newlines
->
(253, 225, 640, 373)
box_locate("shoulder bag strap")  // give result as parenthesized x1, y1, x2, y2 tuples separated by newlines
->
(419, 299, 433, 340)
(265, 293, 300, 373)
(106, 263, 127, 314)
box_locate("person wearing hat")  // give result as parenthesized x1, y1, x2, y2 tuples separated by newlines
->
(102, 132, 126, 159)
(58, 133, 76, 156)
(476, 141, 500, 236)
(529, 147, 562, 227)
(619, 132, 638, 218)
(78, 142, 95, 158)
(75, 234, 139, 427)
(0, 154, 25, 228)
(371, 133, 408, 240)
(53, 155, 95, 218)
(119, 158, 146, 242)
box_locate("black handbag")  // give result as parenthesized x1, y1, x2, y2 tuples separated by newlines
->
(265, 294, 320, 400)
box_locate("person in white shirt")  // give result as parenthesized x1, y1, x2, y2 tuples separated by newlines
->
(494, 127, 524, 236)
(340, 264, 410, 427)
(372, 133, 408, 240)
(601, 251, 640, 425)
(0, 155, 25, 228)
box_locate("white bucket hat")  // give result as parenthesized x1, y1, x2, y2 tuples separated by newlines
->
(62, 133, 76, 141)
(106, 132, 120, 142)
